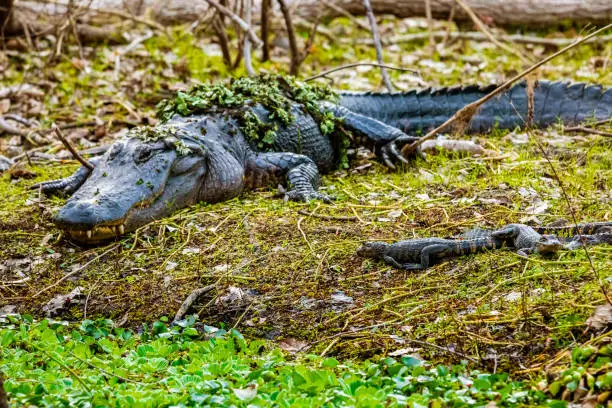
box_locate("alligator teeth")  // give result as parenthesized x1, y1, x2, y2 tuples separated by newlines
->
(86, 230, 92, 239)
(119, 224, 125, 234)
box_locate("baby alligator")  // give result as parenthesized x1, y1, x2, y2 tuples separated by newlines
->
(358, 224, 565, 270)
(356, 234, 508, 270)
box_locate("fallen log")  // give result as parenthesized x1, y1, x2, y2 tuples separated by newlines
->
(14, 0, 612, 28)
(294, 0, 612, 27)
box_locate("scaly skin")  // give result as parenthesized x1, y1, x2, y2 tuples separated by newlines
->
(534, 222, 612, 237)
(357, 235, 508, 270)
(563, 232, 612, 250)
(35, 79, 612, 243)
(491, 224, 564, 256)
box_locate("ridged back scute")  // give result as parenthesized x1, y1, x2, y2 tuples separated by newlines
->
(338, 80, 612, 135)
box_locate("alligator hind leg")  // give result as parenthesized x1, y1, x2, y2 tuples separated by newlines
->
(320, 102, 419, 168)
(31, 158, 100, 196)
(245, 152, 332, 202)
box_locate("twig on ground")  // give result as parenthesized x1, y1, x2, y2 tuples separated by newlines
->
(173, 284, 216, 323)
(298, 208, 357, 221)
(277, 0, 300, 75)
(401, 23, 612, 157)
(406, 338, 478, 363)
(454, 0, 532, 65)
(565, 126, 612, 137)
(362, 0, 393, 91)
(205, 0, 262, 48)
(564, 118, 612, 130)
(52, 124, 94, 170)
(354, 32, 612, 48)
(0, 115, 26, 135)
(305, 62, 419, 81)
(243, 0, 255, 76)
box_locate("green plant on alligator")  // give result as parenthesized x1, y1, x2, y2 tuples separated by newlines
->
(155, 74, 351, 167)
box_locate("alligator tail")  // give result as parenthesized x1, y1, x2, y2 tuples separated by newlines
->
(534, 222, 612, 237)
(338, 81, 612, 134)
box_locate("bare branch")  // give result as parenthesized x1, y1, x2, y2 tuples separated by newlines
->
(454, 0, 533, 65)
(305, 62, 419, 82)
(362, 0, 393, 91)
(277, 0, 300, 75)
(260, 0, 271, 61)
(205, 0, 262, 48)
(243, 0, 255, 76)
(213, 15, 232, 68)
(53, 124, 94, 170)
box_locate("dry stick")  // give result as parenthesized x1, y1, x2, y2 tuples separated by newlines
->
(424, 0, 435, 53)
(454, 0, 532, 65)
(173, 284, 216, 323)
(305, 62, 419, 81)
(52, 124, 94, 170)
(564, 118, 612, 131)
(355, 32, 612, 48)
(321, 0, 370, 31)
(205, 0, 262, 48)
(565, 127, 612, 138)
(298, 208, 357, 221)
(31, 244, 118, 299)
(362, 0, 393, 92)
(260, 0, 271, 61)
(401, 22, 612, 157)
(533, 136, 611, 305)
(277, 0, 300, 75)
(243, 0, 255, 76)
(213, 16, 232, 68)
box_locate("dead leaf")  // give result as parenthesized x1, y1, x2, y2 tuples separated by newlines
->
(278, 337, 308, 353)
(586, 303, 612, 330)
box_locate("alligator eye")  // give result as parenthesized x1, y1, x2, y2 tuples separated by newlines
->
(107, 143, 122, 161)
(135, 146, 154, 163)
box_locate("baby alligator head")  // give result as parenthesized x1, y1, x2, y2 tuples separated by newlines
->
(54, 129, 212, 243)
(536, 234, 564, 254)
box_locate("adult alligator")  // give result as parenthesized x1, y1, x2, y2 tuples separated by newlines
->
(36, 76, 612, 243)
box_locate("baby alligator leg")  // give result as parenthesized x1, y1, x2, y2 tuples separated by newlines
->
(246, 152, 331, 202)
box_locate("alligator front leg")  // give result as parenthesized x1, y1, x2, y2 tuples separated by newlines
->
(31, 157, 101, 196)
(245, 152, 332, 202)
(320, 102, 419, 169)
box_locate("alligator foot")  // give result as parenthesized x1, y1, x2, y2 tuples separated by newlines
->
(31, 160, 98, 196)
(279, 185, 333, 203)
(377, 135, 419, 169)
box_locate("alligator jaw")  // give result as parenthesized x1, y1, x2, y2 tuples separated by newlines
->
(62, 222, 127, 243)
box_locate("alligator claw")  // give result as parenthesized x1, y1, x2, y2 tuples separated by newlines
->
(377, 134, 419, 169)
(285, 189, 333, 203)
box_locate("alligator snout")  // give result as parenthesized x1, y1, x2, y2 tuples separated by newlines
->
(54, 198, 127, 242)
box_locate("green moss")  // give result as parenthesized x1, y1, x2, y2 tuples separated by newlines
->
(155, 74, 351, 167)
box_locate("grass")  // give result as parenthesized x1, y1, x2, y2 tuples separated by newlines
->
(0, 16, 611, 406)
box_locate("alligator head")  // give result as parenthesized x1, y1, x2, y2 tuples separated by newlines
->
(356, 242, 389, 258)
(536, 234, 564, 254)
(54, 122, 244, 243)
